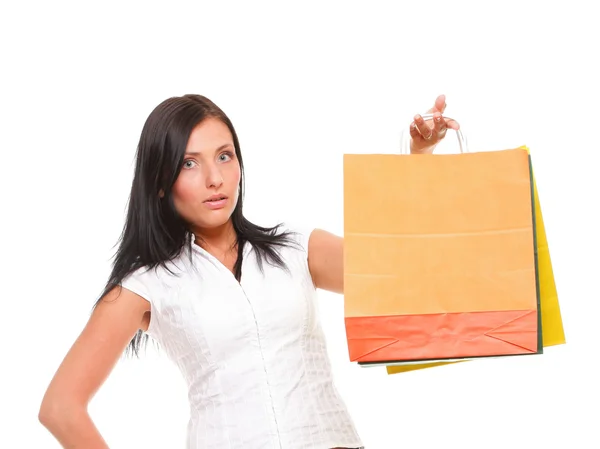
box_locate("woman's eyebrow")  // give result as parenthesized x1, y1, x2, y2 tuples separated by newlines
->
(185, 143, 233, 156)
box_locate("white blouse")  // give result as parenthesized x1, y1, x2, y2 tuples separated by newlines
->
(121, 226, 363, 449)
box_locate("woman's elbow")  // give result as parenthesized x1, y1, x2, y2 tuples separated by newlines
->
(38, 396, 84, 429)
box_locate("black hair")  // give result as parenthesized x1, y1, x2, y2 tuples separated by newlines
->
(92, 94, 299, 357)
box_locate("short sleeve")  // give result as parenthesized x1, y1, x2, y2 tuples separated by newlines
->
(284, 223, 315, 254)
(121, 266, 155, 304)
(279, 223, 318, 290)
(121, 266, 163, 338)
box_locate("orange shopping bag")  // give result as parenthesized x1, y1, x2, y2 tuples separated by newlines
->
(384, 118, 565, 374)
(343, 117, 544, 366)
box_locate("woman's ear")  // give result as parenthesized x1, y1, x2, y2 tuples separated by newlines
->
(159, 189, 165, 198)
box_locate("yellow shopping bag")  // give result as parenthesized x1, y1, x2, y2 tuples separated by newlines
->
(385, 142, 565, 375)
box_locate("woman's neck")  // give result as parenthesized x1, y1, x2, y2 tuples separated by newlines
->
(192, 220, 238, 256)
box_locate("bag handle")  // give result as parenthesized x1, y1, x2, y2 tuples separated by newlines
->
(400, 113, 469, 154)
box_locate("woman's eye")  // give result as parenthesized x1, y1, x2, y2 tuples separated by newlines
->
(183, 160, 196, 169)
(219, 152, 233, 162)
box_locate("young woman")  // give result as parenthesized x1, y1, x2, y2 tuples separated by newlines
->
(38, 94, 458, 448)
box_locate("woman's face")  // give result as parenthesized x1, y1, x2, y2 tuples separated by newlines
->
(171, 117, 241, 232)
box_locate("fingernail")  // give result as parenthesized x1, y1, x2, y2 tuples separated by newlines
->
(435, 115, 442, 122)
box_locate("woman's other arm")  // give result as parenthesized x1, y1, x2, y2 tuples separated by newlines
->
(38, 286, 150, 448)
(308, 229, 344, 294)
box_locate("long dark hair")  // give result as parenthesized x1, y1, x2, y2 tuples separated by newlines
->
(92, 94, 299, 357)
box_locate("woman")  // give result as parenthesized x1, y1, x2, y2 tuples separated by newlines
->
(38, 94, 458, 448)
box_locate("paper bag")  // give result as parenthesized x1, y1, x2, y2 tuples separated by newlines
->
(343, 148, 542, 365)
(526, 147, 565, 347)
(386, 146, 566, 374)
(384, 146, 565, 374)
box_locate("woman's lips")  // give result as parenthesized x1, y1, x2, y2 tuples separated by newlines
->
(203, 198, 228, 209)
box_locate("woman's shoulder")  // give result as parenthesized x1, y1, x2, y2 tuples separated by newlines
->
(275, 221, 316, 254)
(120, 253, 192, 298)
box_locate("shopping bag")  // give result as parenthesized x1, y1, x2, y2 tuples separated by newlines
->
(385, 145, 566, 374)
(343, 118, 543, 365)
(526, 145, 565, 348)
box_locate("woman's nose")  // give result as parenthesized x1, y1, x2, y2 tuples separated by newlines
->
(205, 164, 224, 189)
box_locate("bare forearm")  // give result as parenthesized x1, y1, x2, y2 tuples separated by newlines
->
(40, 407, 109, 449)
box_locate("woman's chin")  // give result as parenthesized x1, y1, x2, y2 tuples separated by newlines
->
(195, 213, 233, 230)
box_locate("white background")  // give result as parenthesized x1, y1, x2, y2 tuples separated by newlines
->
(1, 1, 598, 448)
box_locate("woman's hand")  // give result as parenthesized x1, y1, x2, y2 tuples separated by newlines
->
(409, 94, 460, 154)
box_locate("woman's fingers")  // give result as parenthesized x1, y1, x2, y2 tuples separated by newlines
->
(426, 94, 447, 114)
(409, 121, 422, 141)
(413, 114, 433, 140)
(432, 113, 447, 139)
(445, 118, 460, 130)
